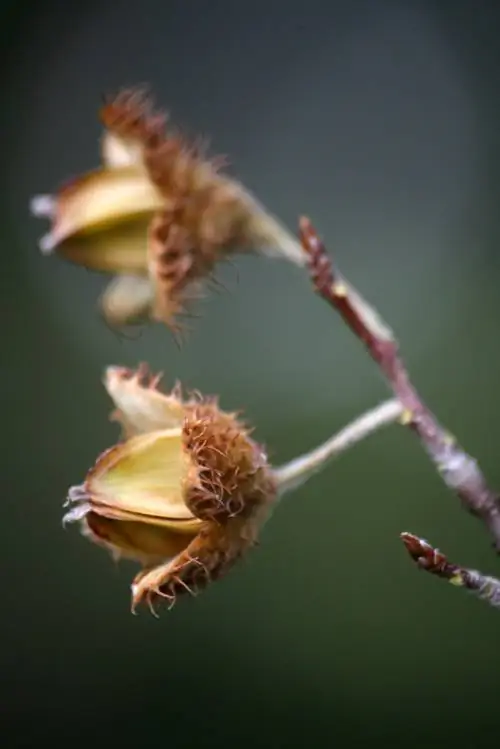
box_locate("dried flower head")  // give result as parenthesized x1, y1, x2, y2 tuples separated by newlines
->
(31, 87, 304, 332)
(64, 364, 277, 614)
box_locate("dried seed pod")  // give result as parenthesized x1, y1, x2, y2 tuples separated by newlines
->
(64, 365, 277, 614)
(31, 87, 305, 333)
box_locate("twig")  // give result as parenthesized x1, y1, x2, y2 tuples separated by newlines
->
(401, 533, 500, 609)
(273, 398, 402, 496)
(299, 217, 500, 550)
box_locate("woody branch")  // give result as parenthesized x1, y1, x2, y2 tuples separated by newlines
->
(299, 217, 500, 606)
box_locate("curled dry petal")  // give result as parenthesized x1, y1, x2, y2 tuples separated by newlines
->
(83, 512, 197, 566)
(32, 167, 164, 262)
(99, 275, 154, 328)
(84, 428, 201, 528)
(104, 364, 185, 435)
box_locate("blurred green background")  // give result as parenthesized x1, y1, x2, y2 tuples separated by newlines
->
(3, 1, 500, 746)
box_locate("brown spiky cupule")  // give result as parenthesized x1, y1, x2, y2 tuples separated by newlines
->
(133, 512, 266, 612)
(100, 89, 261, 324)
(132, 401, 276, 611)
(183, 399, 276, 522)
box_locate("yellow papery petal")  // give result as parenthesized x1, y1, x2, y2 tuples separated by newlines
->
(40, 166, 165, 253)
(82, 512, 197, 563)
(105, 365, 185, 435)
(102, 131, 144, 169)
(100, 275, 153, 326)
(76, 500, 202, 533)
(86, 428, 198, 530)
(58, 216, 151, 273)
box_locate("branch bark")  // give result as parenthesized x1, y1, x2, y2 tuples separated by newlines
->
(299, 216, 500, 551)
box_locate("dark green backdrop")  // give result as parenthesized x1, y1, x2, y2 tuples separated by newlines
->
(3, 1, 500, 746)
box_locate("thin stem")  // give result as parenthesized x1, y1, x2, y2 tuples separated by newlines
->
(251, 210, 308, 267)
(242, 190, 308, 267)
(401, 533, 500, 609)
(273, 398, 402, 496)
(299, 217, 500, 551)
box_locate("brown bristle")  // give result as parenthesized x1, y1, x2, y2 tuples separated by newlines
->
(100, 87, 167, 148)
(182, 400, 276, 523)
(148, 208, 195, 323)
(101, 88, 257, 327)
(131, 516, 262, 612)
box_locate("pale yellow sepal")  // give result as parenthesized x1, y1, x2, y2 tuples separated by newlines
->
(83, 513, 197, 564)
(104, 365, 185, 435)
(86, 428, 200, 531)
(40, 166, 165, 254)
(101, 131, 144, 169)
(100, 275, 154, 326)
(59, 217, 152, 273)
